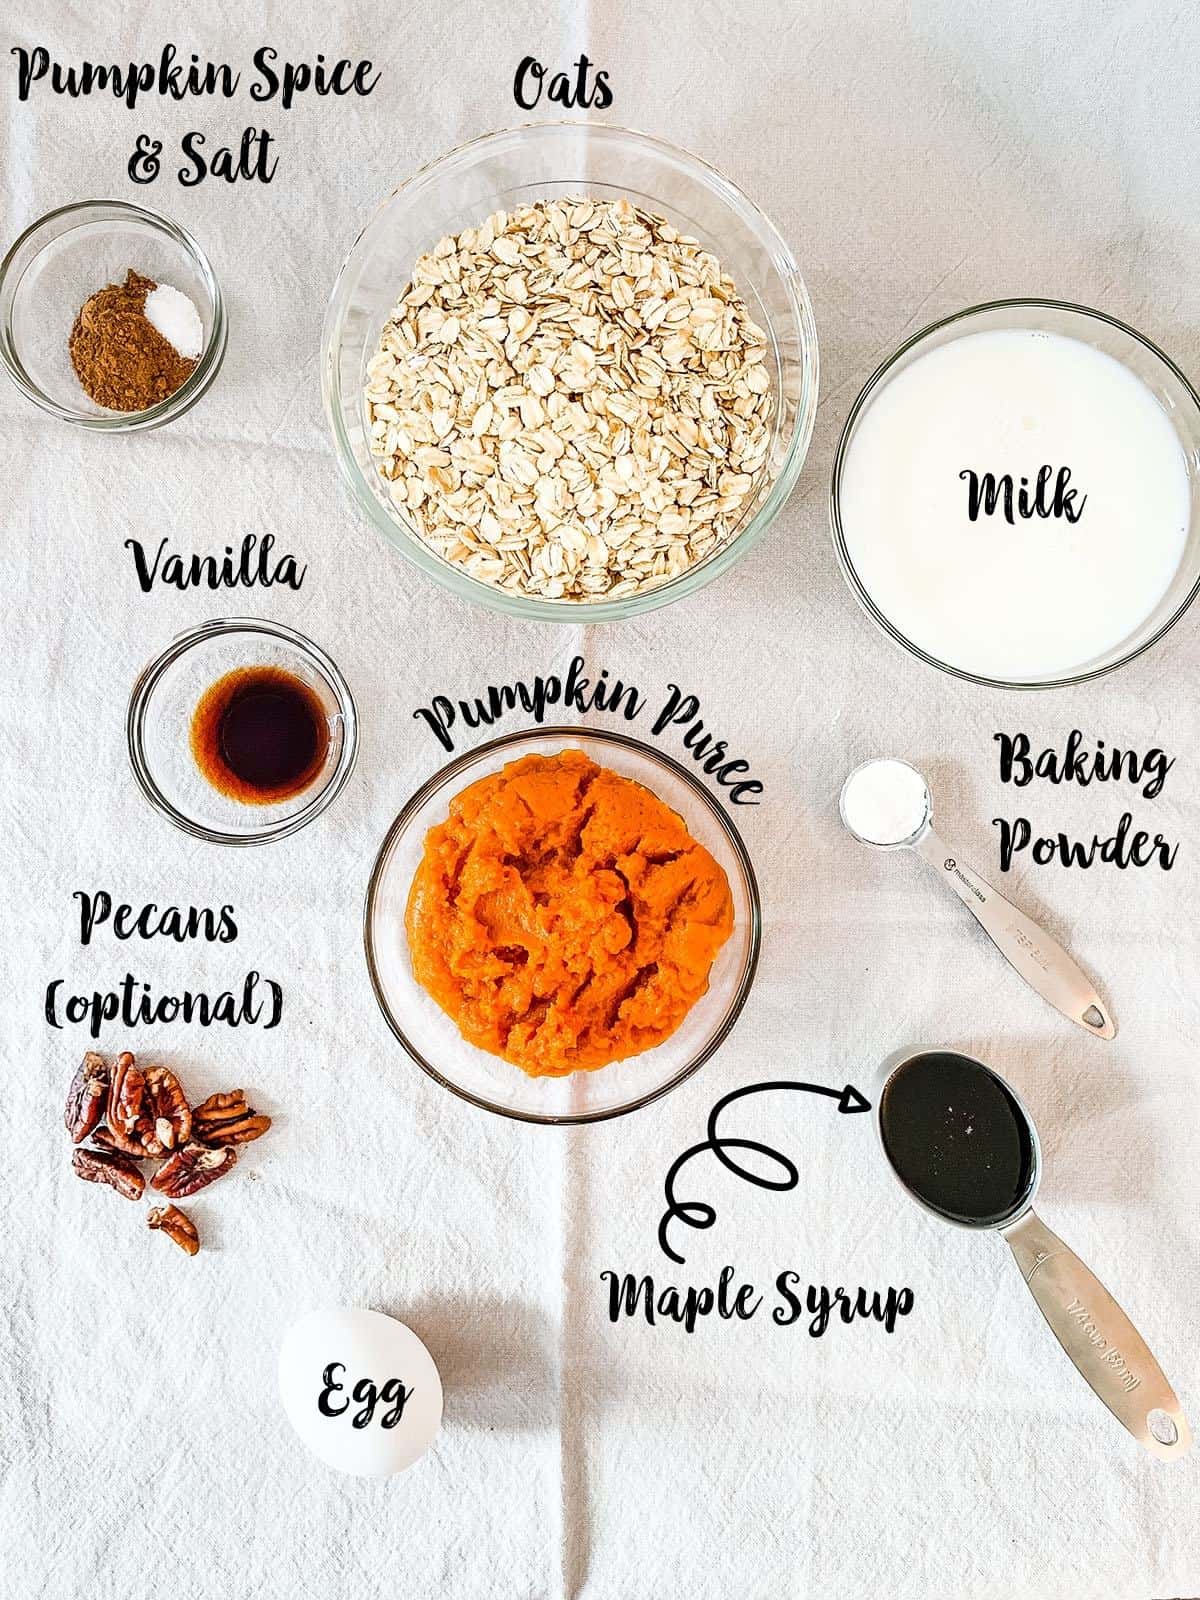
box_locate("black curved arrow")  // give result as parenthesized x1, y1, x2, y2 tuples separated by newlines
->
(658, 1079, 872, 1265)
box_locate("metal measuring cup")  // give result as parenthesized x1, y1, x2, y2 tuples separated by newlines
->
(875, 1046, 1190, 1461)
(840, 759, 1115, 1039)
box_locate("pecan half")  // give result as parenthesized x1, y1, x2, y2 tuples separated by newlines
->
(151, 1141, 237, 1198)
(105, 1052, 148, 1155)
(64, 1052, 110, 1143)
(71, 1145, 145, 1201)
(138, 1065, 192, 1157)
(147, 1203, 200, 1257)
(192, 1089, 271, 1147)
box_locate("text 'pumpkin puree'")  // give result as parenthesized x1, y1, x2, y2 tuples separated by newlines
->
(405, 750, 734, 1076)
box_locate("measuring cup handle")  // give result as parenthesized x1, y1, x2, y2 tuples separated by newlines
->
(1003, 1210, 1190, 1459)
(914, 827, 1116, 1039)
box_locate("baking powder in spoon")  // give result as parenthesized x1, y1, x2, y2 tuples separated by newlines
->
(840, 757, 930, 846)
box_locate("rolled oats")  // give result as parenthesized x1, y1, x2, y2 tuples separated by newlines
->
(364, 198, 775, 602)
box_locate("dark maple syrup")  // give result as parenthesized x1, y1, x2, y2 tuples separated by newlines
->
(880, 1051, 1036, 1227)
(190, 665, 329, 805)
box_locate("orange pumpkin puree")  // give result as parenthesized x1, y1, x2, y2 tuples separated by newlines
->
(405, 750, 735, 1077)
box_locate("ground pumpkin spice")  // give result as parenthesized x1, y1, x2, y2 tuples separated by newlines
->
(69, 268, 196, 411)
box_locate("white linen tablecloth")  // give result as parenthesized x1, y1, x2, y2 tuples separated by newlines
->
(2, 2, 1199, 1595)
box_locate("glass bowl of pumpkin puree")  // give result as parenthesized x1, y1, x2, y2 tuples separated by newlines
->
(365, 727, 761, 1124)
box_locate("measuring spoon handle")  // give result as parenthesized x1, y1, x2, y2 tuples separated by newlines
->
(1004, 1210, 1191, 1459)
(914, 827, 1116, 1039)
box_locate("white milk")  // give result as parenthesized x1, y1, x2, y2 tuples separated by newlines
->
(838, 329, 1191, 680)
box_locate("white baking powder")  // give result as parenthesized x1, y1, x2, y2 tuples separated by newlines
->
(841, 758, 930, 845)
(144, 283, 204, 360)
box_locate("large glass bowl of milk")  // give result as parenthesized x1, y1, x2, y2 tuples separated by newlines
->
(831, 300, 1200, 687)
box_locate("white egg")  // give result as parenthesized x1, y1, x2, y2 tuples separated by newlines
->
(278, 1307, 443, 1477)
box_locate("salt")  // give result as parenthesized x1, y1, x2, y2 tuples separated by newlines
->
(144, 283, 204, 361)
(840, 758, 930, 846)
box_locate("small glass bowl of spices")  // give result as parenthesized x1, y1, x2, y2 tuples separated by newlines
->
(0, 200, 225, 431)
(127, 619, 358, 845)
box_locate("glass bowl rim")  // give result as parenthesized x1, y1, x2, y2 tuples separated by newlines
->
(363, 722, 764, 1125)
(829, 295, 1200, 690)
(126, 615, 359, 846)
(322, 119, 819, 622)
(0, 197, 228, 432)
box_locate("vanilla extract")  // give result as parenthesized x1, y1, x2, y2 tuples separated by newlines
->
(190, 665, 328, 804)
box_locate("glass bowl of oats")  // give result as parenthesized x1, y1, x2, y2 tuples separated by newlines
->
(322, 122, 818, 619)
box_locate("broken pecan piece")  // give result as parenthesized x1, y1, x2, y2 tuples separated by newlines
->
(147, 1203, 200, 1257)
(64, 1052, 110, 1144)
(138, 1065, 192, 1156)
(192, 1089, 271, 1146)
(71, 1146, 145, 1201)
(151, 1141, 237, 1199)
(105, 1052, 148, 1155)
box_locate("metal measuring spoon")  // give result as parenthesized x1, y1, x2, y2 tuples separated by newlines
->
(876, 1048, 1190, 1460)
(839, 758, 1115, 1039)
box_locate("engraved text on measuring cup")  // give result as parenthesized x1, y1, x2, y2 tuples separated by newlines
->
(943, 858, 986, 904)
(1006, 922, 1049, 973)
(1065, 1296, 1141, 1392)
